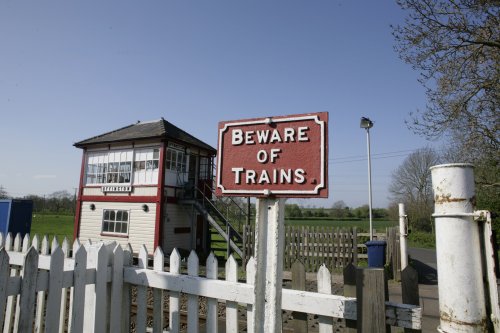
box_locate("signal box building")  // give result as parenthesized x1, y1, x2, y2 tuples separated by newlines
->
(73, 119, 216, 254)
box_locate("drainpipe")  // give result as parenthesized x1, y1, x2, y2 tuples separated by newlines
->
(430, 163, 488, 332)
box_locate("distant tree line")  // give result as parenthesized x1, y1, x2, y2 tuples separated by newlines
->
(285, 202, 389, 220)
(0, 187, 76, 215)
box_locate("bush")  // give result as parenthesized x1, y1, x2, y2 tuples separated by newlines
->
(408, 231, 435, 248)
(411, 217, 433, 232)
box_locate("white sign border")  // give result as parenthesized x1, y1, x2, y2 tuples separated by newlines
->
(217, 114, 326, 196)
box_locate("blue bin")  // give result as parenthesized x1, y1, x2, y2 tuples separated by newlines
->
(365, 240, 387, 268)
(0, 199, 33, 237)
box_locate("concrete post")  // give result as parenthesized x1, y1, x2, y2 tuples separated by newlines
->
(398, 203, 408, 270)
(430, 163, 488, 332)
(253, 198, 285, 333)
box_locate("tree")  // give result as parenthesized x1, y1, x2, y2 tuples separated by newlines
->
(442, 138, 500, 236)
(0, 186, 8, 199)
(285, 204, 302, 218)
(389, 147, 441, 231)
(352, 205, 370, 219)
(393, 0, 499, 154)
(330, 200, 348, 218)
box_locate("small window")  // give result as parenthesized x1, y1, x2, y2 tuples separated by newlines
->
(166, 148, 186, 172)
(133, 148, 160, 185)
(102, 209, 130, 236)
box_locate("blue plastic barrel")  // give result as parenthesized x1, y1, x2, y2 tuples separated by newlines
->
(365, 240, 387, 268)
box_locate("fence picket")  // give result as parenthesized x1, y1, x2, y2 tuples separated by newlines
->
(0, 249, 10, 329)
(45, 246, 64, 333)
(332, 229, 337, 268)
(312, 226, 317, 271)
(206, 253, 218, 333)
(352, 228, 358, 266)
(121, 244, 133, 333)
(31, 235, 40, 252)
(51, 236, 59, 253)
(136, 245, 148, 333)
(322, 228, 327, 267)
(17, 247, 39, 333)
(169, 248, 181, 333)
(317, 265, 333, 333)
(356, 268, 386, 332)
(94, 244, 110, 333)
(110, 245, 124, 333)
(10, 233, 22, 333)
(13, 234, 21, 252)
(4, 233, 12, 251)
(58, 238, 70, 333)
(343, 263, 357, 332)
(291, 260, 307, 333)
(67, 238, 81, 332)
(187, 251, 199, 333)
(343, 229, 349, 268)
(22, 234, 30, 252)
(287, 227, 292, 264)
(292, 227, 297, 265)
(402, 266, 420, 333)
(246, 257, 256, 333)
(34, 235, 49, 333)
(152, 247, 165, 333)
(69, 244, 86, 333)
(225, 255, 239, 333)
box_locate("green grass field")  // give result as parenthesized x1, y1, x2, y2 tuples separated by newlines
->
(284, 218, 398, 232)
(30, 214, 74, 243)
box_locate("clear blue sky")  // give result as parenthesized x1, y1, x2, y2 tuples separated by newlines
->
(0, 0, 438, 208)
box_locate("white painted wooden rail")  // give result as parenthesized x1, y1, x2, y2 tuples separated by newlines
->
(0, 232, 421, 332)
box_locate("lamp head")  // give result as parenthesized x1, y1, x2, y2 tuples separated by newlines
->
(360, 117, 373, 129)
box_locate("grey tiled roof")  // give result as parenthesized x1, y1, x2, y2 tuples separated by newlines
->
(74, 119, 216, 154)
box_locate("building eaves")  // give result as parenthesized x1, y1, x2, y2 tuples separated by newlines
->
(74, 119, 216, 155)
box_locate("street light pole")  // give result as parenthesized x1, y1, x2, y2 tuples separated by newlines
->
(366, 127, 373, 241)
(360, 117, 374, 241)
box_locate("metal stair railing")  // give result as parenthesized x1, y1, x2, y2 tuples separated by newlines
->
(193, 185, 243, 244)
(190, 200, 243, 258)
(178, 183, 244, 258)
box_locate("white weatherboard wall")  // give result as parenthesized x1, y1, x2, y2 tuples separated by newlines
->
(79, 202, 156, 253)
(163, 203, 192, 253)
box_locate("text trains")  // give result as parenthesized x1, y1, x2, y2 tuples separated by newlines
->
(232, 167, 306, 185)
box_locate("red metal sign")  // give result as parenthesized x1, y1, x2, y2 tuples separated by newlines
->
(216, 112, 328, 198)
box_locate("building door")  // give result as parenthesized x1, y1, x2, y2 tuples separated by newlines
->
(198, 157, 213, 199)
(196, 214, 204, 252)
(187, 155, 197, 198)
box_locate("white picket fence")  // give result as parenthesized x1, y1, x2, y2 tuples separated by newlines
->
(0, 232, 421, 332)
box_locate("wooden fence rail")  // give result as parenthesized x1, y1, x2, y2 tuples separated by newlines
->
(0, 232, 420, 332)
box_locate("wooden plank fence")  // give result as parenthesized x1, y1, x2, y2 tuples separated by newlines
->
(244, 225, 389, 272)
(0, 232, 421, 332)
